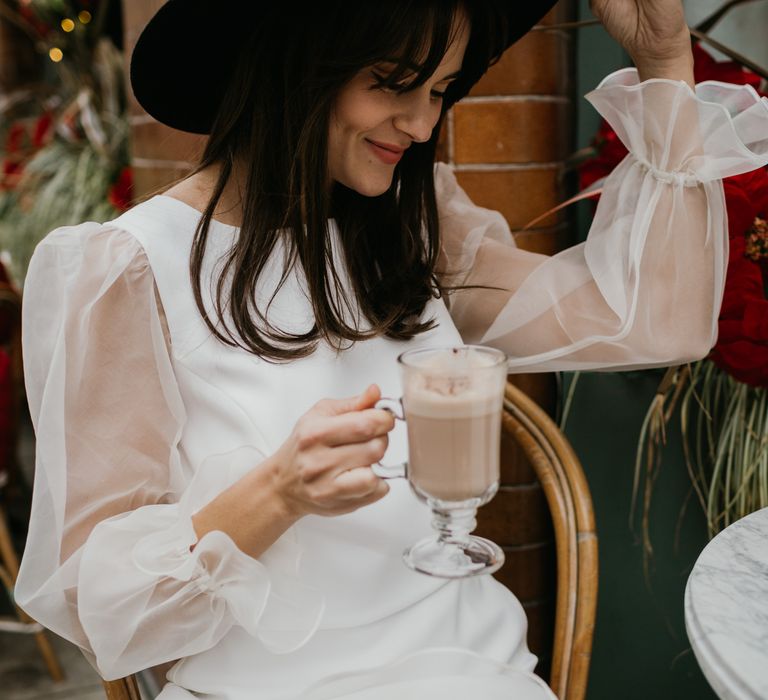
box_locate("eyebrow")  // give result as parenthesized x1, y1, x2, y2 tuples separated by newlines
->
(378, 58, 463, 82)
(437, 70, 462, 82)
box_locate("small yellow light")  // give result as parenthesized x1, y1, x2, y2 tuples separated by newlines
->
(78, 10, 92, 24)
(61, 18, 75, 32)
(49, 47, 64, 62)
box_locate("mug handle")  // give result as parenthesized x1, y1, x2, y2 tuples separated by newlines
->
(372, 397, 407, 479)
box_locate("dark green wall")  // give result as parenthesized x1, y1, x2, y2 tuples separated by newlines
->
(575, 0, 628, 243)
(576, 1, 628, 149)
(561, 372, 716, 698)
(568, 4, 717, 697)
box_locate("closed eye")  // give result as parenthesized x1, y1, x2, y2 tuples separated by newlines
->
(370, 69, 453, 100)
(370, 71, 408, 93)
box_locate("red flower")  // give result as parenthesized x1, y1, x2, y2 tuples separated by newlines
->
(32, 113, 54, 149)
(744, 217, 768, 262)
(17, 5, 52, 39)
(710, 167, 768, 387)
(5, 123, 26, 154)
(579, 120, 628, 192)
(1, 158, 24, 191)
(108, 167, 133, 211)
(692, 44, 766, 97)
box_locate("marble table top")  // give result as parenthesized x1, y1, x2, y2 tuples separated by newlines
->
(685, 507, 768, 700)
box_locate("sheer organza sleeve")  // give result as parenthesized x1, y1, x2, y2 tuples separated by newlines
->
(16, 224, 323, 679)
(437, 69, 768, 372)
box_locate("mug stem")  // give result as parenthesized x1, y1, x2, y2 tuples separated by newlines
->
(432, 507, 477, 547)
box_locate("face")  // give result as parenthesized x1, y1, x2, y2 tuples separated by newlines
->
(328, 13, 470, 197)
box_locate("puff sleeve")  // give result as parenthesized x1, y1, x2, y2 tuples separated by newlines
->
(16, 224, 323, 680)
(438, 69, 768, 371)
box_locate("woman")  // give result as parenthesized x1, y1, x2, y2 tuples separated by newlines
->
(15, 1, 768, 698)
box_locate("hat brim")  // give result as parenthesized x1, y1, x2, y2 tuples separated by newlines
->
(130, 1, 560, 135)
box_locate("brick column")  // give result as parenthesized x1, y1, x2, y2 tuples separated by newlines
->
(442, 1, 577, 676)
(121, 0, 204, 200)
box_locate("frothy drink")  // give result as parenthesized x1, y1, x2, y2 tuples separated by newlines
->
(402, 348, 505, 503)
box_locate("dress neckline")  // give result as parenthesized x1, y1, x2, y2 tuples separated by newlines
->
(152, 194, 241, 231)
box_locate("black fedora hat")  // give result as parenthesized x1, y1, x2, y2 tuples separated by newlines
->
(130, 1, 559, 135)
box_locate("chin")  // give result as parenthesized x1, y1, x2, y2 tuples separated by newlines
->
(355, 182, 393, 197)
(340, 169, 395, 198)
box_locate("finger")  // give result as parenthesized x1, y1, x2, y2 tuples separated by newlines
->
(344, 478, 390, 509)
(294, 432, 388, 485)
(352, 384, 382, 411)
(323, 409, 395, 447)
(327, 434, 389, 472)
(352, 478, 390, 507)
(317, 479, 390, 516)
(315, 384, 382, 417)
(331, 466, 382, 499)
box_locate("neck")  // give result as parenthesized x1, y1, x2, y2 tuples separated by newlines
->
(163, 160, 247, 227)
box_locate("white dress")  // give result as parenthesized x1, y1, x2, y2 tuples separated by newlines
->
(15, 70, 768, 699)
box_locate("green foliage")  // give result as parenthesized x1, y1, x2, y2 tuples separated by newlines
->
(0, 0, 129, 285)
(0, 134, 123, 282)
(681, 362, 768, 537)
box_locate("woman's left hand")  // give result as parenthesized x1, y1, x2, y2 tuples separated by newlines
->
(591, 0, 692, 77)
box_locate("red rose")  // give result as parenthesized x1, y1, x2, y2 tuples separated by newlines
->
(710, 167, 768, 387)
(724, 169, 768, 234)
(32, 113, 54, 149)
(108, 167, 134, 211)
(1, 158, 23, 191)
(692, 44, 766, 97)
(5, 123, 26, 154)
(17, 5, 51, 38)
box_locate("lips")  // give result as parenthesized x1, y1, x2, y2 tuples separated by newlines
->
(365, 138, 406, 165)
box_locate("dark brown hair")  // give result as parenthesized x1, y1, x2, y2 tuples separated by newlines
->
(190, 1, 509, 361)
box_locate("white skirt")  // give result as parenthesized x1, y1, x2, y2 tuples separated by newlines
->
(156, 575, 557, 700)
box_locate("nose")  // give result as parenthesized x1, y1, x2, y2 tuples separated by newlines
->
(392, 91, 441, 144)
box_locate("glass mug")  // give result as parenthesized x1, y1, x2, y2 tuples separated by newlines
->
(374, 345, 507, 578)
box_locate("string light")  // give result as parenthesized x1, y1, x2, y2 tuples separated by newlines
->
(61, 18, 75, 32)
(49, 47, 64, 62)
(78, 11, 92, 24)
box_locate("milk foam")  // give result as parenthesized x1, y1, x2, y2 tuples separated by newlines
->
(402, 348, 504, 419)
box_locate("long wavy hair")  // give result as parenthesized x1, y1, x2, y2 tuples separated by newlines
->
(190, 1, 509, 361)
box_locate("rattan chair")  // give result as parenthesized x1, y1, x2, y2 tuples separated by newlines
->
(500, 381, 597, 700)
(102, 380, 598, 700)
(104, 673, 142, 700)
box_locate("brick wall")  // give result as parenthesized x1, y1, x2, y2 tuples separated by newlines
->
(123, 0, 576, 678)
(438, 4, 574, 251)
(121, 0, 205, 198)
